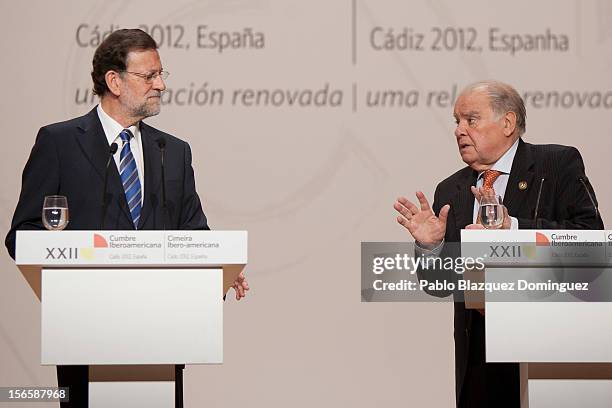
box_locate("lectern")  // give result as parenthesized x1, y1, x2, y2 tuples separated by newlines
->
(462, 229, 612, 408)
(15, 230, 247, 408)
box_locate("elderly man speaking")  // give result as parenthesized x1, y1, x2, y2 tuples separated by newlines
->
(394, 80, 604, 408)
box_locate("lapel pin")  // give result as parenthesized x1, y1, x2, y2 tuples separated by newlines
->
(518, 181, 528, 190)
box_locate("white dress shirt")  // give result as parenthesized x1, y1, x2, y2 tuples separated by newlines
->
(97, 104, 145, 202)
(472, 138, 519, 229)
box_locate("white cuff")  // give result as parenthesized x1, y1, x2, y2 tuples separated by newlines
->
(415, 239, 445, 257)
(510, 216, 519, 230)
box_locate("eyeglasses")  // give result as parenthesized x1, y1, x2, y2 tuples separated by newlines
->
(123, 70, 169, 83)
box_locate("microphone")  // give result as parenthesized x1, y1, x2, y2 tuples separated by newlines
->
(578, 176, 599, 219)
(157, 137, 167, 230)
(100, 142, 118, 229)
(532, 178, 545, 229)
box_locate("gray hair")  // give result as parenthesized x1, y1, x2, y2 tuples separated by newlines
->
(460, 80, 526, 136)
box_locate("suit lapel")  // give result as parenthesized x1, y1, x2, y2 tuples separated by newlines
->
(74, 107, 132, 224)
(74, 108, 112, 181)
(454, 168, 478, 233)
(138, 123, 162, 229)
(502, 139, 535, 217)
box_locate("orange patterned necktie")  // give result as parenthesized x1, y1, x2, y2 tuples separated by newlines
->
(482, 170, 502, 191)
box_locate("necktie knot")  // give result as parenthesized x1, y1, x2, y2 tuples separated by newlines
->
(483, 170, 502, 190)
(119, 129, 133, 144)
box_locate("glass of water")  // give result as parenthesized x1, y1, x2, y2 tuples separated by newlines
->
(478, 193, 504, 229)
(42, 195, 69, 231)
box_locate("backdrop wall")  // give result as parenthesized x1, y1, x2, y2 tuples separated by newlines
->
(1, 1, 611, 406)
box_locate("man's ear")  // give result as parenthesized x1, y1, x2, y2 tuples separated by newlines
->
(503, 111, 517, 137)
(105, 70, 122, 97)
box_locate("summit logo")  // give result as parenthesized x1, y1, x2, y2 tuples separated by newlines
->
(94, 234, 108, 248)
(79, 233, 109, 260)
(536, 232, 550, 246)
(522, 233, 550, 259)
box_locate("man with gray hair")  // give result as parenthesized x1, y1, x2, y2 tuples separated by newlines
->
(394, 80, 603, 407)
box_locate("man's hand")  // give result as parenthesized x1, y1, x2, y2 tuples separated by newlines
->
(232, 271, 249, 300)
(469, 186, 512, 229)
(394, 191, 450, 248)
(465, 223, 485, 229)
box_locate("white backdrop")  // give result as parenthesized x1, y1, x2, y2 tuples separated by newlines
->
(1, 1, 611, 406)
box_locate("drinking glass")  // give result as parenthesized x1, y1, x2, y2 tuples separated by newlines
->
(478, 193, 504, 229)
(42, 195, 69, 231)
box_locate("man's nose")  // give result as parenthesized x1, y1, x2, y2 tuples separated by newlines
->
(153, 75, 166, 91)
(455, 121, 467, 138)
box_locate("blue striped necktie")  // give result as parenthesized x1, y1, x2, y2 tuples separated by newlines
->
(119, 129, 142, 229)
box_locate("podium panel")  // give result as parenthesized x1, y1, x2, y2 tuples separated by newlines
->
(89, 381, 174, 408)
(529, 380, 612, 408)
(42, 268, 223, 365)
(486, 298, 612, 362)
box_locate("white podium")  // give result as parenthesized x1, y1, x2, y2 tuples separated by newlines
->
(462, 230, 612, 408)
(15, 230, 247, 408)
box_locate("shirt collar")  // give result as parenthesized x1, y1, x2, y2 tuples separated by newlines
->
(478, 138, 520, 178)
(96, 104, 140, 146)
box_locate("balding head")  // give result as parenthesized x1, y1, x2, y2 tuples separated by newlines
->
(459, 80, 526, 137)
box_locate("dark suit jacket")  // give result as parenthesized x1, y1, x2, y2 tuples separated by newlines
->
(426, 139, 604, 405)
(5, 107, 209, 259)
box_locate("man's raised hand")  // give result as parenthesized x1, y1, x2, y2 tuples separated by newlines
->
(394, 191, 450, 248)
